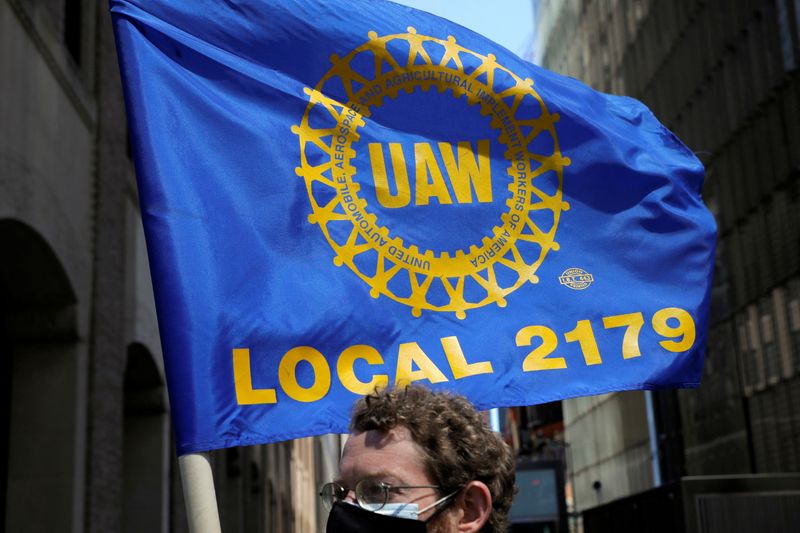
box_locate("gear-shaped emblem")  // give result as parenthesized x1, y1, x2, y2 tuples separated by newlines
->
(292, 28, 570, 319)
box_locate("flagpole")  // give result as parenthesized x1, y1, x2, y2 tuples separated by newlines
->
(179, 453, 222, 532)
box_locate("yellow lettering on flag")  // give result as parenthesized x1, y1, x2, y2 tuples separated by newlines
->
(395, 342, 448, 386)
(441, 336, 493, 379)
(414, 143, 453, 205)
(439, 140, 492, 204)
(369, 143, 411, 208)
(337, 344, 389, 394)
(233, 348, 277, 405)
(278, 346, 331, 402)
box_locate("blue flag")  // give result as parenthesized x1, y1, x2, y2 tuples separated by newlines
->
(111, 0, 716, 454)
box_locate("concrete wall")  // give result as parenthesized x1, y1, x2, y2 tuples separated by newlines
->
(1, 0, 347, 530)
(1, 1, 97, 530)
(0, 0, 169, 530)
(6, 342, 88, 532)
(0, 0, 95, 337)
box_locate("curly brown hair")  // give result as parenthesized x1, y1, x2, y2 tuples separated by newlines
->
(350, 385, 515, 533)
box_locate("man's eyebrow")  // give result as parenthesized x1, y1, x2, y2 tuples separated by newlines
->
(335, 471, 399, 486)
(359, 471, 400, 483)
(369, 471, 392, 479)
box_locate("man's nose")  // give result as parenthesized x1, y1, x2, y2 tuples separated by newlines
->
(343, 489, 357, 504)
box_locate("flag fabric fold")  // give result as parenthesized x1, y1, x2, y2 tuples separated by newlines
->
(111, 0, 716, 454)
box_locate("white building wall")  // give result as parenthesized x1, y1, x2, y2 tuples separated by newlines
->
(564, 392, 654, 512)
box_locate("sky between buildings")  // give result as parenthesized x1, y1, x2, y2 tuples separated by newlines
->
(388, 0, 536, 59)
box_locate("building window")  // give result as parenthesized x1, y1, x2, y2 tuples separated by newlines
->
(63, 0, 82, 67)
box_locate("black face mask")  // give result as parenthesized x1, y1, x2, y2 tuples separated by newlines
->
(326, 501, 428, 533)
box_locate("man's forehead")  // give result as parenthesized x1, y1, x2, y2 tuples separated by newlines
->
(359, 426, 413, 448)
(341, 426, 418, 459)
(338, 426, 431, 485)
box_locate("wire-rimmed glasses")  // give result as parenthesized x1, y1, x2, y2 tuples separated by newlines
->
(319, 479, 443, 511)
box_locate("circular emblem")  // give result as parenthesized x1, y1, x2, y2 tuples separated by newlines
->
(293, 28, 570, 318)
(559, 268, 594, 290)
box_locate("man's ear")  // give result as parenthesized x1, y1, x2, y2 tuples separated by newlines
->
(456, 480, 492, 532)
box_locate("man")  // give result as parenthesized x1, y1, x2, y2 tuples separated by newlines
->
(321, 385, 516, 532)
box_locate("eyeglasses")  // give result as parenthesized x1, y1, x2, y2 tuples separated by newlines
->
(319, 479, 444, 511)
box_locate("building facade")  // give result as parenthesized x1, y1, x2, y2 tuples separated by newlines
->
(1, 1, 340, 531)
(534, 0, 800, 518)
